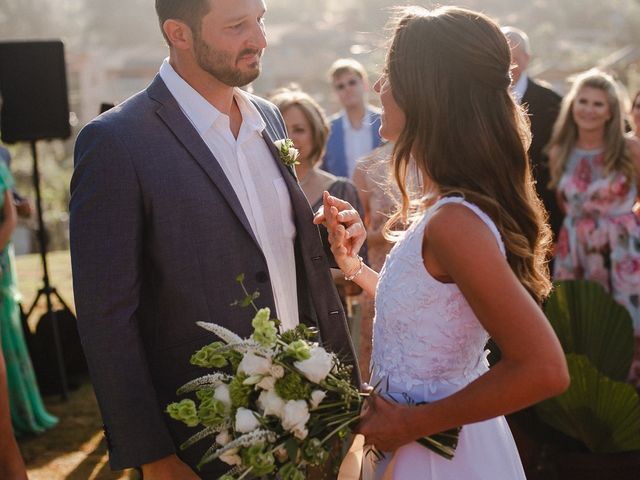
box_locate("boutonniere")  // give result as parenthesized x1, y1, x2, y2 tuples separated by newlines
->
(274, 138, 300, 167)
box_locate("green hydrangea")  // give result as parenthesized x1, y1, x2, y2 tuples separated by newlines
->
(241, 443, 275, 476)
(303, 438, 329, 466)
(279, 462, 306, 480)
(251, 308, 278, 347)
(284, 340, 311, 361)
(229, 372, 252, 408)
(190, 341, 229, 368)
(198, 397, 227, 427)
(275, 372, 311, 401)
(196, 389, 213, 401)
(166, 399, 199, 427)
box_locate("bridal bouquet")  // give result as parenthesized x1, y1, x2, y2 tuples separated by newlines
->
(167, 275, 460, 479)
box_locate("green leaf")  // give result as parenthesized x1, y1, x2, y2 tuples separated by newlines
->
(240, 294, 254, 308)
(544, 280, 634, 381)
(236, 273, 245, 283)
(535, 354, 640, 453)
(284, 437, 298, 464)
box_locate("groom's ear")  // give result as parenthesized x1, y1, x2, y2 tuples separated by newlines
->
(162, 19, 194, 51)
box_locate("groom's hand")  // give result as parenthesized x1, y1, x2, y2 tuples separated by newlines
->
(141, 454, 200, 479)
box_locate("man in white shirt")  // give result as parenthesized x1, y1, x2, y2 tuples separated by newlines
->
(70, 1, 358, 478)
(322, 58, 383, 178)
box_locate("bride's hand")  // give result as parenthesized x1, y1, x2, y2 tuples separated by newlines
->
(355, 395, 414, 452)
(314, 192, 366, 267)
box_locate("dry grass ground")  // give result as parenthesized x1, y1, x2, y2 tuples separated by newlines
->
(14, 250, 136, 480)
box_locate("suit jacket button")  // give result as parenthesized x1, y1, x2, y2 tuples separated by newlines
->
(256, 271, 269, 283)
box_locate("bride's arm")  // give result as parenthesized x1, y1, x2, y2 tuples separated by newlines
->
(314, 192, 379, 297)
(356, 204, 569, 451)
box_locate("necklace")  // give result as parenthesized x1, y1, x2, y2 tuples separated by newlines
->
(298, 170, 314, 187)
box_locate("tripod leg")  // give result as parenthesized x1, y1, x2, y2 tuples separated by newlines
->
(25, 289, 44, 321)
(51, 287, 75, 317)
(30, 140, 69, 401)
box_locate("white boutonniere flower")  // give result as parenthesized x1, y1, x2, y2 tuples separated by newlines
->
(274, 138, 300, 167)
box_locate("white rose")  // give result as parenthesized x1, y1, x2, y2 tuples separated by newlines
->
(270, 365, 285, 379)
(215, 429, 232, 446)
(214, 384, 231, 408)
(219, 448, 242, 466)
(235, 407, 260, 433)
(293, 426, 308, 440)
(289, 147, 300, 160)
(274, 139, 286, 150)
(238, 351, 272, 376)
(309, 390, 327, 410)
(256, 375, 276, 391)
(281, 400, 310, 434)
(257, 389, 285, 418)
(294, 346, 334, 384)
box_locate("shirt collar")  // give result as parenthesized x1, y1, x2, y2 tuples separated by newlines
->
(341, 109, 372, 133)
(159, 58, 265, 135)
(512, 72, 529, 105)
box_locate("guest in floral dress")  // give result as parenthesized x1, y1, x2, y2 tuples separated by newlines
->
(548, 70, 640, 387)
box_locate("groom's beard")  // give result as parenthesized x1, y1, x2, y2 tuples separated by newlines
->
(194, 38, 262, 87)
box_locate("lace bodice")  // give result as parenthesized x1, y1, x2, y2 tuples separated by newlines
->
(371, 197, 506, 398)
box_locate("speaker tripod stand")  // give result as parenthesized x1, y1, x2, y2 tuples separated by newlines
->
(23, 140, 71, 401)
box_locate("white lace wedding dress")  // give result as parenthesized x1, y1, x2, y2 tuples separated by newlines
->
(367, 197, 526, 479)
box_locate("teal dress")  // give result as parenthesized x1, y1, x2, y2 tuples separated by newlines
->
(0, 162, 58, 436)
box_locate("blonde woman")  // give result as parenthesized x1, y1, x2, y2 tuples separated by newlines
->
(548, 70, 640, 386)
(270, 87, 367, 306)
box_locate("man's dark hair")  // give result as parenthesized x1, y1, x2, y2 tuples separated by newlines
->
(155, 0, 211, 44)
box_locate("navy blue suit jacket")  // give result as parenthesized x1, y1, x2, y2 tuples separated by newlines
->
(69, 75, 358, 477)
(322, 107, 382, 177)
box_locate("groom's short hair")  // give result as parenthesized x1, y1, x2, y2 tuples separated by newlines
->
(155, 0, 212, 44)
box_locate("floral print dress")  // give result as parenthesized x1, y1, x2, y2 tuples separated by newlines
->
(553, 147, 640, 385)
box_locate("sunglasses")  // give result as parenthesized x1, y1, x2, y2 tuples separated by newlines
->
(334, 78, 359, 91)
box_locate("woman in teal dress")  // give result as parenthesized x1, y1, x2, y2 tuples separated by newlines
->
(0, 160, 58, 436)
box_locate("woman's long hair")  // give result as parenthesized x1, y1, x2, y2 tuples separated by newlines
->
(548, 70, 633, 188)
(384, 6, 552, 303)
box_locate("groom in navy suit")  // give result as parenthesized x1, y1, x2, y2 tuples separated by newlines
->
(69, 1, 358, 478)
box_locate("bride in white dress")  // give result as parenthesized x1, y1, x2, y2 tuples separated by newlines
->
(316, 6, 569, 479)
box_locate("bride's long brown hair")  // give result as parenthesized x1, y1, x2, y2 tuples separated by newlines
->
(384, 6, 552, 303)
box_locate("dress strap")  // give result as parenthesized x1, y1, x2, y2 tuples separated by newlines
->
(430, 196, 507, 257)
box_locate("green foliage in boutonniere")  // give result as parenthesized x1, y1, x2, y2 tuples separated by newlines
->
(274, 139, 300, 167)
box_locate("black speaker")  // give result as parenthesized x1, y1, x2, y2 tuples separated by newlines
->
(0, 40, 71, 143)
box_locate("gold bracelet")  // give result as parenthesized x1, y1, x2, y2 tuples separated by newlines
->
(344, 255, 364, 281)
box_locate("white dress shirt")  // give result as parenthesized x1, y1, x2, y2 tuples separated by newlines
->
(159, 59, 299, 331)
(342, 113, 374, 178)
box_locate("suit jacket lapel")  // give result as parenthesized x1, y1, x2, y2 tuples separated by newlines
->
(147, 76, 260, 248)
